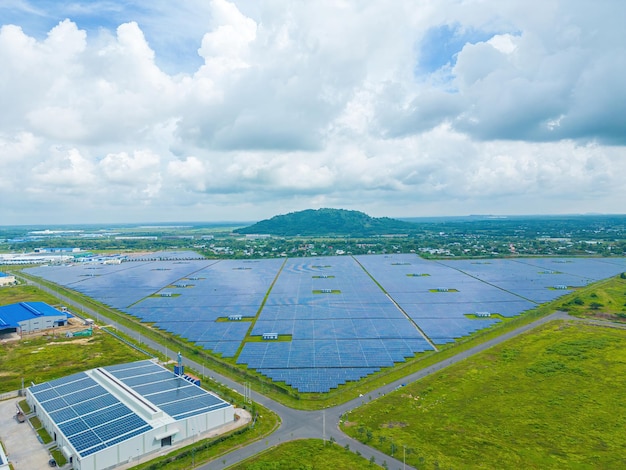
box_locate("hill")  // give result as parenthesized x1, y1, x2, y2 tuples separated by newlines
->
(233, 208, 417, 236)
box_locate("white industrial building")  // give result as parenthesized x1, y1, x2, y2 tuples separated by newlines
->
(27, 360, 235, 470)
(0, 272, 15, 286)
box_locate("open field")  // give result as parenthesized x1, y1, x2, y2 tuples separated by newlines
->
(0, 284, 61, 305)
(341, 320, 626, 469)
(556, 274, 626, 321)
(0, 329, 148, 392)
(228, 439, 381, 469)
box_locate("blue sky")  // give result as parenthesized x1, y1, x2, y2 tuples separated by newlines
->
(1, 0, 625, 225)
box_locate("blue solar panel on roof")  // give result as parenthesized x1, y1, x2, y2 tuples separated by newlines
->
(73, 394, 120, 416)
(58, 418, 90, 437)
(120, 370, 173, 387)
(32, 387, 60, 403)
(49, 407, 78, 424)
(71, 429, 102, 452)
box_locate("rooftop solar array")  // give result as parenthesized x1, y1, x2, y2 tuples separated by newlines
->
(30, 360, 231, 458)
(24, 253, 626, 393)
(30, 372, 151, 458)
(104, 360, 231, 420)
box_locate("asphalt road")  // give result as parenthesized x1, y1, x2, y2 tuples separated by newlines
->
(24, 276, 571, 470)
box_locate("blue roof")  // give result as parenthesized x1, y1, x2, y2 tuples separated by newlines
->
(0, 272, 10, 277)
(0, 302, 66, 329)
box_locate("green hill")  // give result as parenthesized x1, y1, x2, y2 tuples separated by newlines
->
(233, 208, 417, 236)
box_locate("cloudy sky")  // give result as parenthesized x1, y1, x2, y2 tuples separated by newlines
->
(1, 0, 624, 225)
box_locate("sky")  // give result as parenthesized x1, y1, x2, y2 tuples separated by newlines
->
(1, 0, 625, 225)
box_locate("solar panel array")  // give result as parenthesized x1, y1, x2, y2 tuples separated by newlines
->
(104, 360, 231, 420)
(30, 372, 151, 457)
(30, 360, 232, 458)
(24, 252, 626, 393)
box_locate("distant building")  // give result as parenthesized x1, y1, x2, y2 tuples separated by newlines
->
(0, 272, 16, 286)
(0, 302, 68, 335)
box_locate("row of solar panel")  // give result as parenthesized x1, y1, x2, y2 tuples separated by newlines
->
(250, 318, 424, 339)
(257, 367, 381, 393)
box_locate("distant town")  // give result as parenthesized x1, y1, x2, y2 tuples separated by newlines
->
(1, 212, 625, 263)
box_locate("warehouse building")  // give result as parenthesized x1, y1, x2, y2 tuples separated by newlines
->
(0, 302, 68, 335)
(27, 360, 234, 470)
(0, 272, 16, 286)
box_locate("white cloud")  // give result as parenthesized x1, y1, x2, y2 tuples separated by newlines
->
(0, 0, 624, 224)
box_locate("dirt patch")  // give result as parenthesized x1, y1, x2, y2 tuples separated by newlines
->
(382, 421, 408, 428)
(342, 421, 357, 428)
(47, 337, 93, 346)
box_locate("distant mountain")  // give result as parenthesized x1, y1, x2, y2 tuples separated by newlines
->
(233, 208, 417, 236)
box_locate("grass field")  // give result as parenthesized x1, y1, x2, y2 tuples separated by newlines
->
(0, 284, 60, 305)
(228, 439, 382, 469)
(341, 320, 626, 469)
(556, 275, 626, 321)
(0, 330, 148, 393)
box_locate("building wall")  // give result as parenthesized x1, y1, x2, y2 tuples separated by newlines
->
(19, 314, 67, 334)
(27, 388, 235, 470)
(0, 275, 15, 286)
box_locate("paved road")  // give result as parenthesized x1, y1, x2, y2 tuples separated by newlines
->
(23, 275, 573, 469)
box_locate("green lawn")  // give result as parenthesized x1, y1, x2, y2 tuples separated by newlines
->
(0, 330, 147, 393)
(556, 275, 626, 321)
(0, 284, 60, 305)
(341, 321, 626, 469)
(228, 439, 382, 469)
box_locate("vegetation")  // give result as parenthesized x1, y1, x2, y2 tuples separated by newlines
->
(233, 208, 417, 236)
(556, 275, 626, 321)
(0, 284, 60, 306)
(49, 447, 68, 466)
(29, 416, 53, 444)
(0, 327, 147, 393)
(228, 439, 381, 469)
(341, 321, 626, 469)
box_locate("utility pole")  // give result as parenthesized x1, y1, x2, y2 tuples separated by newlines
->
(403, 445, 406, 470)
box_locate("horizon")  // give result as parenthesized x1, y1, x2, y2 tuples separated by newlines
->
(2, 210, 626, 230)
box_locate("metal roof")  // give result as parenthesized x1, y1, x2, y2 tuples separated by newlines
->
(0, 302, 66, 329)
(29, 360, 231, 458)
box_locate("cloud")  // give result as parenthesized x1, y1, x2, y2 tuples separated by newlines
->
(0, 0, 624, 224)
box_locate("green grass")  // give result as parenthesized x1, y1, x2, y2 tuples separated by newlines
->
(556, 275, 626, 321)
(36, 426, 53, 444)
(50, 447, 67, 466)
(341, 321, 626, 469)
(227, 439, 383, 469)
(29, 415, 42, 429)
(0, 284, 61, 306)
(18, 399, 31, 413)
(0, 329, 147, 393)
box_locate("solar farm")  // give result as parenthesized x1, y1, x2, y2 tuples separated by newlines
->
(25, 253, 626, 393)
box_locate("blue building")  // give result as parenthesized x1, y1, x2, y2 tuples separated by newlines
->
(0, 302, 68, 335)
